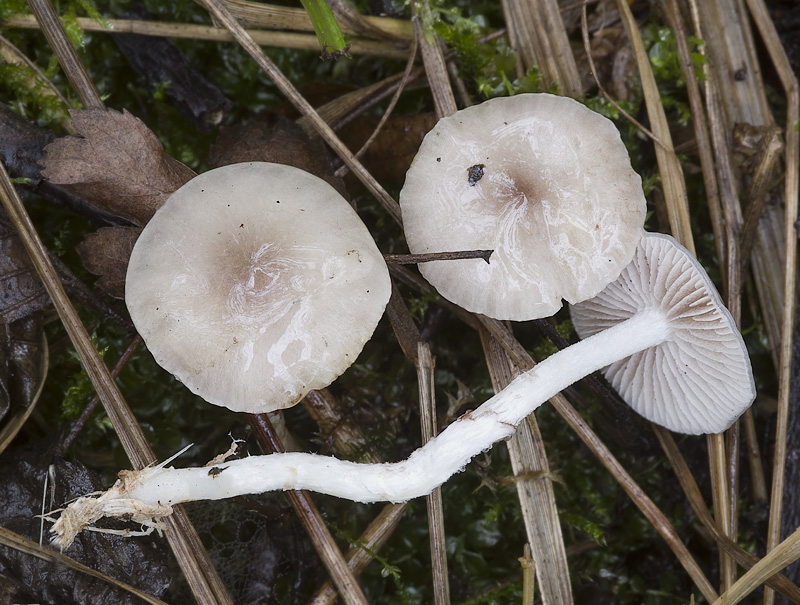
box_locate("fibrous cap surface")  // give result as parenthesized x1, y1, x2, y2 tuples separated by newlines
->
(571, 232, 756, 434)
(399, 93, 646, 321)
(126, 162, 391, 413)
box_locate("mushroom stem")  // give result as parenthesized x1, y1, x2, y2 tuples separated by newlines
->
(51, 309, 670, 544)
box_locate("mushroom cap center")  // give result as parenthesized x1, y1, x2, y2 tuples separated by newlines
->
(126, 162, 391, 413)
(400, 93, 646, 321)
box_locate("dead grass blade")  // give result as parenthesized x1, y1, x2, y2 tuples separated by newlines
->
(309, 503, 408, 605)
(221, 0, 412, 41)
(5, 14, 408, 60)
(416, 342, 451, 605)
(501, 0, 582, 95)
(413, 0, 457, 119)
(0, 525, 169, 605)
(479, 324, 574, 605)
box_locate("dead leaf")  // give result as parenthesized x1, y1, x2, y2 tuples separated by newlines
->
(0, 314, 46, 430)
(338, 113, 436, 184)
(209, 118, 348, 198)
(76, 226, 142, 300)
(0, 215, 48, 325)
(40, 108, 195, 226)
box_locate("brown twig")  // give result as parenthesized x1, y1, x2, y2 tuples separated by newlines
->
(384, 250, 493, 265)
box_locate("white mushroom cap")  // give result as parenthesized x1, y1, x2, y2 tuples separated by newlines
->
(399, 93, 646, 321)
(126, 162, 391, 413)
(570, 232, 756, 435)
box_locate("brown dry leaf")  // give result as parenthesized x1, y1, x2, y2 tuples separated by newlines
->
(338, 112, 436, 184)
(76, 226, 142, 300)
(0, 215, 48, 325)
(40, 108, 195, 226)
(209, 118, 347, 197)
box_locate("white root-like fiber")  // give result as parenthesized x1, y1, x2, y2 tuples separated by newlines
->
(50, 311, 670, 548)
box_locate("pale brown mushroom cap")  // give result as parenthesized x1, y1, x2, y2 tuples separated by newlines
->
(399, 93, 646, 321)
(126, 162, 391, 413)
(570, 233, 756, 435)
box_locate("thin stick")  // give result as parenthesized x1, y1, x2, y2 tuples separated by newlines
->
(416, 342, 451, 605)
(197, 0, 403, 224)
(246, 413, 369, 605)
(0, 163, 233, 605)
(384, 250, 493, 265)
(334, 31, 419, 179)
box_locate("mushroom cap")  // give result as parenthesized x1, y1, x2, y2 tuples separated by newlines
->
(126, 162, 391, 413)
(570, 232, 756, 435)
(399, 93, 646, 321)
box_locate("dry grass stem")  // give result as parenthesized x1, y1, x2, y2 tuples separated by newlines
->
(416, 342, 451, 605)
(653, 426, 800, 601)
(520, 544, 536, 605)
(5, 14, 409, 60)
(743, 2, 800, 604)
(479, 325, 573, 605)
(412, 0, 457, 119)
(0, 335, 47, 456)
(309, 503, 408, 605)
(501, 0, 581, 95)
(220, 0, 412, 40)
(335, 32, 419, 179)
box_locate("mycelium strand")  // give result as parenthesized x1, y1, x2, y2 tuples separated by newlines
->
(51, 309, 670, 548)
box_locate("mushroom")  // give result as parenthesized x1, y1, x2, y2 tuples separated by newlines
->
(399, 93, 647, 320)
(49, 232, 755, 546)
(125, 161, 392, 413)
(570, 232, 755, 435)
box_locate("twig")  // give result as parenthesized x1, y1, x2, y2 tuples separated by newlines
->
(384, 250, 493, 265)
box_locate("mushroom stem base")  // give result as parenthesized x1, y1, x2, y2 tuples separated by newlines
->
(50, 309, 670, 547)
